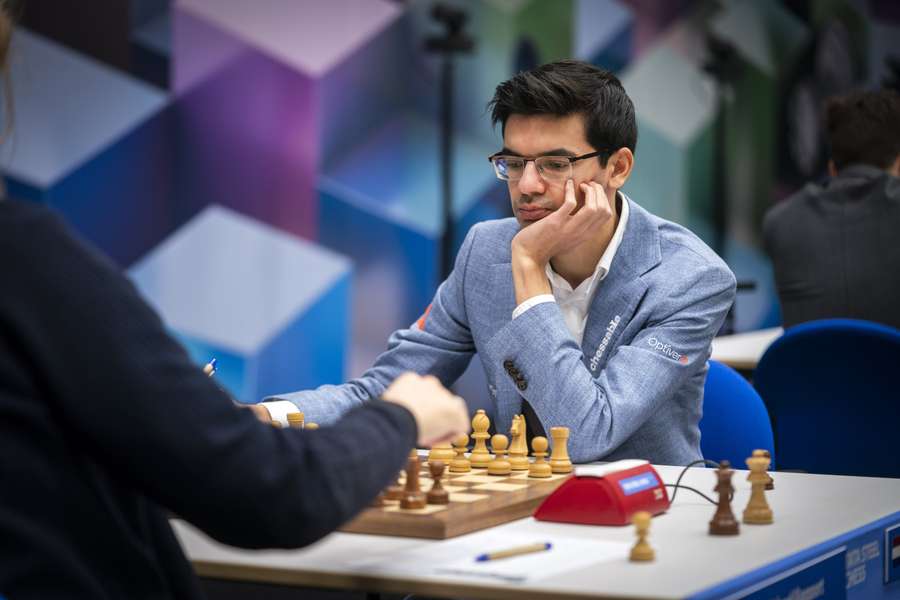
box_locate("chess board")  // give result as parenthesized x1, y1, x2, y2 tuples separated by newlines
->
(340, 459, 572, 539)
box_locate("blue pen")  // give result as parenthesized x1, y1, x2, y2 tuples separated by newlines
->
(475, 542, 552, 562)
(203, 358, 217, 377)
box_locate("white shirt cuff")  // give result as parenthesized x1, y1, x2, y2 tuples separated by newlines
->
(512, 294, 556, 319)
(259, 400, 301, 427)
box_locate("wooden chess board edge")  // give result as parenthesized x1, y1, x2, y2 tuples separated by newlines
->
(442, 495, 549, 538)
(340, 476, 571, 539)
(340, 495, 550, 539)
(341, 511, 448, 539)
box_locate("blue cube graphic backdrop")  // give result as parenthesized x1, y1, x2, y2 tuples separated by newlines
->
(317, 112, 503, 373)
(129, 205, 352, 402)
(2, 29, 170, 267)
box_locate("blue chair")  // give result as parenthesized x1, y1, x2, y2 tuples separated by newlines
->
(754, 319, 900, 478)
(700, 360, 775, 468)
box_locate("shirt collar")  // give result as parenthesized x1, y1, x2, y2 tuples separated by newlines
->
(828, 164, 890, 190)
(545, 192, 631, 296)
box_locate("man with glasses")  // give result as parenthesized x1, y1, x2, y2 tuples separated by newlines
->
(264, 60, 736, 465)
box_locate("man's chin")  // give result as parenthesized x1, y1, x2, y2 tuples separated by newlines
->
(516, 215, 547, 228)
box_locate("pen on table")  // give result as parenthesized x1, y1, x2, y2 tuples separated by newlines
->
(475, 542, 552, 562)
(202, 358, 217, 377)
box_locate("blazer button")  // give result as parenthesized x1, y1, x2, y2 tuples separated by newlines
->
(503, 359, 514, 371)
(509, 366, 520, 377)
(516, 380, 528, 391)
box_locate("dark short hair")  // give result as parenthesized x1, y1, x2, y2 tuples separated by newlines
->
(488, 60, 637, 166)
(825, 89, 900, 170)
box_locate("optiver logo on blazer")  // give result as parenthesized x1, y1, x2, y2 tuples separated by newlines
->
(647, 337, 689, 364)
(590, 316, 621, 372)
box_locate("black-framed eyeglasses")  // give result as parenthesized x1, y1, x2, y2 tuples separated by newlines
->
(488, 150, 607, 182)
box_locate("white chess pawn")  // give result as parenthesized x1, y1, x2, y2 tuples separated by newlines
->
(629, 511, 655, 562)
(287, 412, 305, 429)
(528, 436, 552, 478)
(487, 434, 511, 475)
(428, 441, 455, 463)
(450, 433, 471, 473)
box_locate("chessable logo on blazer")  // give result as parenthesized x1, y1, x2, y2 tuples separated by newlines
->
(647, 337, 689, 364)
(590, 315, 621, 372)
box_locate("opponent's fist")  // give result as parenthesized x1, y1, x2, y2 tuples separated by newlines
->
(382, 372, 470, 447)
(247, 403, 272, 423)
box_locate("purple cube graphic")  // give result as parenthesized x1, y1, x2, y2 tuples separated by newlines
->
(170, 0, 413, 242)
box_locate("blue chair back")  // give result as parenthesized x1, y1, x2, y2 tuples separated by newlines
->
(754, 319, 900, 477)
(700, 360, 775, 468)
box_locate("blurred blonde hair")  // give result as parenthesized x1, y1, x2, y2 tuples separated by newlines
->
(0, 1, 9, 64)
(0, 0, 11, 138)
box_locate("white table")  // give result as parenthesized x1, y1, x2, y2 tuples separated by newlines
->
(711, 328, 783, 371)
(175, 464, 900, 599)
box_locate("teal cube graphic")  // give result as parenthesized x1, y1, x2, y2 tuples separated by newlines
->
(130, 205, 352, 402)
(408, 0, 574, 147)
(621, 43, 716, 231)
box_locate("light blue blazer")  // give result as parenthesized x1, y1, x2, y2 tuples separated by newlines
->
(270, 197, 736, 465)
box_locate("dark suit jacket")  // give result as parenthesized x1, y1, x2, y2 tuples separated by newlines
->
(0, 200, 417, 599)
(763, 164, 900, 330)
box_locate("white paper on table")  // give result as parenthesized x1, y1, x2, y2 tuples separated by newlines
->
(348, 531, 630, 584)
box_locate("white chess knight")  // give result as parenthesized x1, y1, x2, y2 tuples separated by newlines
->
(508, 415, 530, 471)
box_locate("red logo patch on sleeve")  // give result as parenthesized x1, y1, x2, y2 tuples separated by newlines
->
(416, 304, 433, 330)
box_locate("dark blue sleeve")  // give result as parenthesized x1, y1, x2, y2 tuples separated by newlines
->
(15, 209, 417, 549)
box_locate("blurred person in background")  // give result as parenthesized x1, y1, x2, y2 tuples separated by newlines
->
(764, 89, 900, 330)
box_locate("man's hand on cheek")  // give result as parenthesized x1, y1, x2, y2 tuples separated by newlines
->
(511, 179, 613, 266)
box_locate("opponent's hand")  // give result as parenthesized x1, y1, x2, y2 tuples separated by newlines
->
(247, 403, 272, 423)
(511, 179, 614, 266)
(382, 372, 470, 447)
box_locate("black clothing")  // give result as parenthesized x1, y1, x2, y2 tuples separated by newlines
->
(0, 200, 417, 599)
(763, 165, 900, 330)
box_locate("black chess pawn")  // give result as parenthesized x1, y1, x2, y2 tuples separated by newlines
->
(400, 456, 426, 509)
(426, 461, 449, 504)
(383, 471, 404, 501)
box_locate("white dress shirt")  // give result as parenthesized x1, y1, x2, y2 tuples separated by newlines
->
(511, 194, 630, 346)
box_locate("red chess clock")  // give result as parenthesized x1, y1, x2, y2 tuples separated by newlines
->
(534, 460, 669, 526)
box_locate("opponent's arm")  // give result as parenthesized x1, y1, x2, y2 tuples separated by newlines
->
(20, 214, 468, 549)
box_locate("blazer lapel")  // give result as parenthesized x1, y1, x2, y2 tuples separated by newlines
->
(581, 196, 661, 374)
